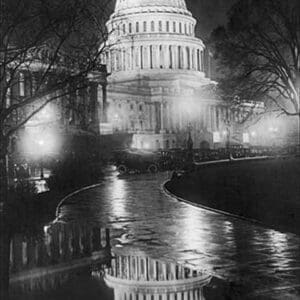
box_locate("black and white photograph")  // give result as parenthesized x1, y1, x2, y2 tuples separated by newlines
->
(0, 0, 300, 299)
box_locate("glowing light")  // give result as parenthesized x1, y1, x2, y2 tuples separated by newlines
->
(251, 131, 256, 137)
(243, 133, 250, 144)
(213, 132, 221, 143)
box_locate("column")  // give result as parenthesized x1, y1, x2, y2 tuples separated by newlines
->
(192, 48, 196, 70)
(166, 102, 171, 133)
(164, 45, 169, 68)
(136, 46, 141, 69)
(189, 47, 192, 70)
(160, 102, 165, 133)
(146, 46, 151, 68)
(120, 49, 124, 71)
(129, 47, 133, 70)
(207, 105, 212, 131)
(171, 45, 176, 69)
(154, 45, 160, 68)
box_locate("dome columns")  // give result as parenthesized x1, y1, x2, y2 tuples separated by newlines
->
(105, 44, 205, 73)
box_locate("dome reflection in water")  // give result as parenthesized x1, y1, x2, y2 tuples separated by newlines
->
(9, 222, 211, 300)
(96, 251, 211, 300)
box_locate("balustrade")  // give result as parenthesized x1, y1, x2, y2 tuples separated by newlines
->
(9, 223, 111, 275)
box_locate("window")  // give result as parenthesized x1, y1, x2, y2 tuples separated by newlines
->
(179, 22, 182, 33)
(19, 73, 25, 97)
(150, 45, 153, 69)
(159, 45, 163, 68)
(123, 24, 126, 34)
(151, 21, 155, 32)
(129, 23, 132, 33)
(139, 104, 143, 111)
(143, 21, 147, 32)
(159, 20, 162, 32)
(173, 21, 176, 32)
(130, 103, 134, 110)
(166, 21, 169, 32)
(136, 22, 139, 33)
(184, 23, 187, 34)
(169, 45, 172, 68)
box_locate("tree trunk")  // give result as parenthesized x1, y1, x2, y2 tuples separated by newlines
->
(0, 222, 10, 299)
(0, 153, 10, 298)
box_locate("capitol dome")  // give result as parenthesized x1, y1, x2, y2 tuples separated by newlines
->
(115, 0, 188, 14)
(103, 0, 206, 77)
(100, 0, 219, 152)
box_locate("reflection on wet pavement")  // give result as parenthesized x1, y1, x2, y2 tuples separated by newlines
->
(54, 170, 300, 299)
(12, 173, 300, 300)
(101, 250, 211, 300)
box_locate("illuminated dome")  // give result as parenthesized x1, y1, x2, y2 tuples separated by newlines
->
(114, 0, 189, 15)
(103, 0, 205, 76)
(100, 0, 220, 152)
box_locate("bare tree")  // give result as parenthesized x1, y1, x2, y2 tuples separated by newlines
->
(0, 0, 113, 198)
(0, 0, 113, 295)
(210, 0, 300, 118)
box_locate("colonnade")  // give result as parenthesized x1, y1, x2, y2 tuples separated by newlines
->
(107, 255, 199, 281)
(105, 255, 207, 300)
(112, 287, 205, 300)
(106, 45, 204, 73)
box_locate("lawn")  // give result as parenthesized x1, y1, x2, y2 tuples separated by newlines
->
(166, 157, 300, 234)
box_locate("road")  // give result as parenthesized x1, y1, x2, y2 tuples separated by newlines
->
(57, 169, 300, 299)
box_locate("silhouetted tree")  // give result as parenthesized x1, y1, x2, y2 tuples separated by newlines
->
(210, 0, 300, 118)
(0, 0, 112, 295)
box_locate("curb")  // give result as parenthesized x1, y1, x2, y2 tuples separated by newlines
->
(162, 179, 263, 226)
(55, 182, 104, 218)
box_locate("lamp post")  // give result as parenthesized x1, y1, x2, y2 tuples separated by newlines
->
(224, 119, 231, 159)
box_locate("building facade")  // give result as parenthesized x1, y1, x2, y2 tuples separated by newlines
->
(101, 0, 232, 150)
(5, 63, 107, 166)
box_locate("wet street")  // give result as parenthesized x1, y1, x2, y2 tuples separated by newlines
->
(56, 169, 300, 299)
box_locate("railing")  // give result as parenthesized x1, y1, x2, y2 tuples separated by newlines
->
(9, 222, 111, 292)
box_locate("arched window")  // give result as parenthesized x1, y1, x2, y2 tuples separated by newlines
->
(150, 45, 153, 69)
(140, 46, 143, 69)
(186, 47, 190, 69)
(173, 21, 176, 32)
(136, 22, 139, 33)
(151, 21, 155, 32)
(169, 46, 172, 68)
(123, 24, 126, 34)
(166, 21, 170, 32)
(122, 49, 126, 70)
(129, 23, 132, 33)
(184, 23, 187, 34)
(179, 22, 182, 33)
(159, 45, 163, 68)
(159, 21, 162, 32)
(178, 46, 182, 69)
(197, 49, 200, 71)
(143, 21, 147, 32)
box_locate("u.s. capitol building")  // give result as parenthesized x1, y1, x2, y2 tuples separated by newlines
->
(101, 0, 232, 150)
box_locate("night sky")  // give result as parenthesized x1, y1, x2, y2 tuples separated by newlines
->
(186, 0, 236, 39)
